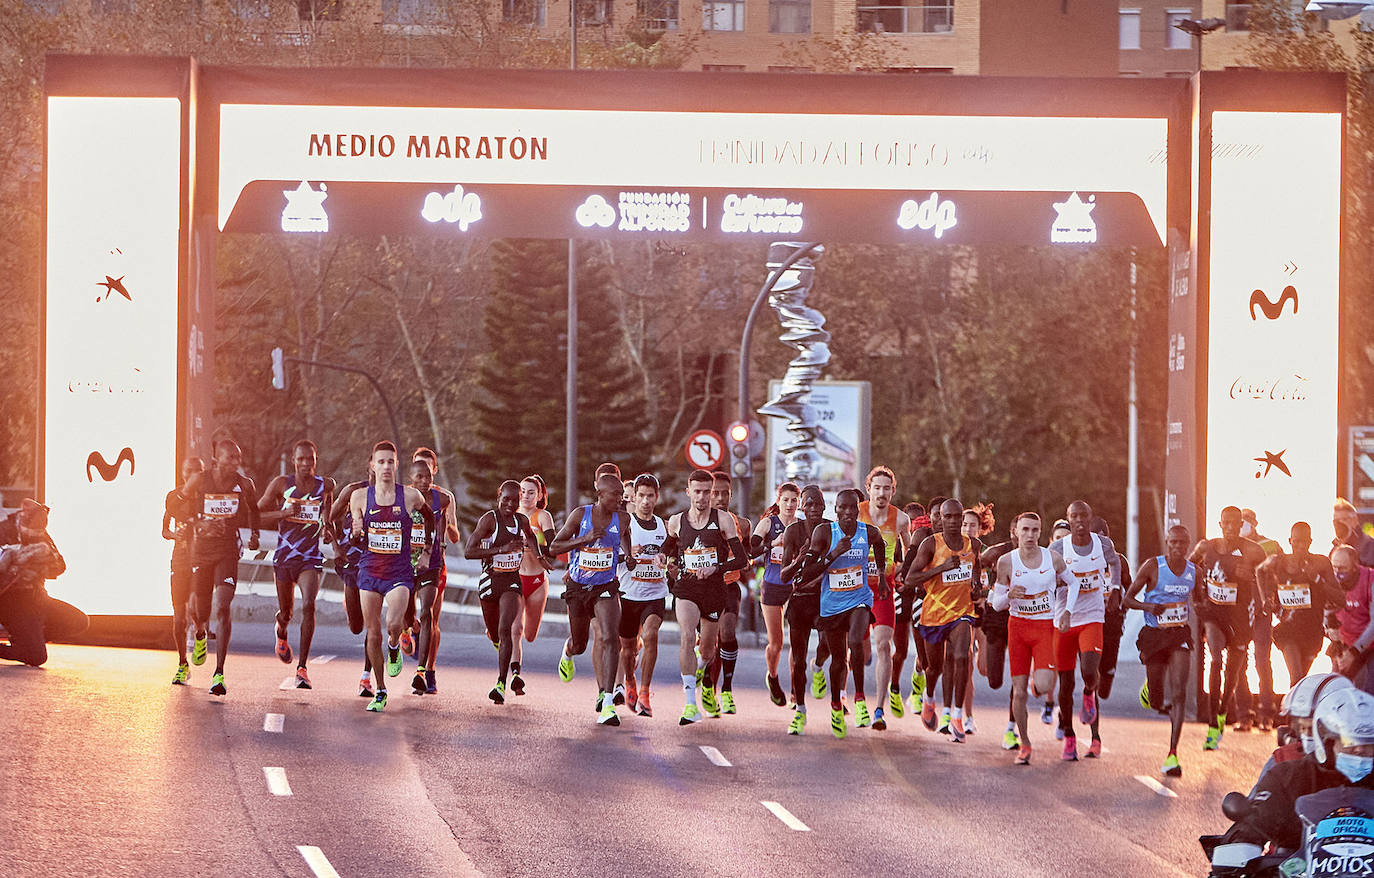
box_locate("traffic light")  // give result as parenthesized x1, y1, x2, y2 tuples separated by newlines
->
(270, 347, 288, 391)
(727, 420, 752, 479)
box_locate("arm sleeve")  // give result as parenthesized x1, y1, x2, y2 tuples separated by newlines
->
(989, 576, 1010, 612)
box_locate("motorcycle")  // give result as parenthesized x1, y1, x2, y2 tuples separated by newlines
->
(1201, 788, 1374, 877)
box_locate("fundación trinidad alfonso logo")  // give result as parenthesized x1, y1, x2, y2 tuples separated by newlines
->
(1050, 192, 1097, 244)
(576, 194, 616, 229)
(282, 181, 329, 233)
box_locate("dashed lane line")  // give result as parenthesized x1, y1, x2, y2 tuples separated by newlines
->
(264, 713, 284, 733)
(1134, 775, 1179, 798)
(279, 677, 296, 691)
(264, 766, 293, 796)
(699, 745, 732, 767)
(313, 655, 336, 664)
(297, 845, 342, 878)
(761, 800, 810, 831)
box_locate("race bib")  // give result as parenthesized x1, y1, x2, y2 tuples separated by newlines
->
(1278, 583, 1312, 610)
(682, 546, 715, 574)
(942, 561, 973, 584)
(1207, 579, 1238, 606)
(769, 544, 786, 565)
(1158, 602, 1189, 628)
(493, 551, 522, 572)
(410, 522, 428, 547)
(580, 545, 614, 573)
(286, 498, 322, 524)
(203, 493, 239, 518)
(1012, 590, 1052, 619)
(1073, 568, 1104, 594)
(867, 559, 881, 584)
(368, 520, 403, 554)
(632, 555, 666, 583)
(830, 565, 865, 592)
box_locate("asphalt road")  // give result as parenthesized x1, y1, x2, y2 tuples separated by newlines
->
(0, 622, 1278, 877)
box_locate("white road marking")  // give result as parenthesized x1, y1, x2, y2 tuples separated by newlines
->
(279, 677, 295, 690)
(699, 745, 732, 767)
(264, 713, 284, 733)
(761, 800, 810, 831)
(1134, 775, 1179, 798)
(313, 655, 336, 664)
(297, 845, 342, 878)
(264, 766, 293, 796)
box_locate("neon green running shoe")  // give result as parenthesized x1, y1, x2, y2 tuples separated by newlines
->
(854, 699, 872, 728)
(1162, 753, 1182, 777)
(701, 685, 720, 717)
(209, 673, 226, 696)
(1002, 728, 1021, 750)
(721, 691, 737, 715)
(386, 645, 402, 677)
(1203, 723, 1221, 751)
(597, 701, 620, 726)
(811, 667, 828, 700)
(366, 691, 388, 712)
(171, 663, 189, 685)
(788, 709, 806, 736)
(831, 706, 847, 739)
(911, 668, 925, 696)
(888, 687, 905, 718)
(558, 652, 575, 682)
(680, 703, 702, 725)
(191, 634, 208, 666)
(488, 680, 506, 705)
(1139, 681, 1152, 710)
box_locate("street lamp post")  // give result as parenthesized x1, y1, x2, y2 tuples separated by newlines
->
(565, 0, 580, 519)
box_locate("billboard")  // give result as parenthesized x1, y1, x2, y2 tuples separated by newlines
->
(1350, 427, 1374, 515)
(764, 380, 871, 508)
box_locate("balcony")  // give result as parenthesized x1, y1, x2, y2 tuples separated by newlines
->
(1225, 2, 1251, 31)
(857, 1, 953, 35)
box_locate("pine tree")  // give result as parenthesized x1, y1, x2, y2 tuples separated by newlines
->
(460, 239, 651, 522)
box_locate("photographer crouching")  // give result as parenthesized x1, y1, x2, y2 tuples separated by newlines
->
(0, 499, 88, 667)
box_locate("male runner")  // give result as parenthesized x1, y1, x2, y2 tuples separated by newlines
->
(990, 512, 1067, 765)
(898, 496, 943, 715)
(549, 473, 634, 726)
(859, 466, 910, 731)
(1236, 509, 1281, 731)
(906, 498, 982, 742)
(661, 469, 747, 725)
(1189, 504, 1266, 750)
(412, 447, 461, 694)
(800, 488, 887, 738)
(1259, 521, 1343, 686)
(704, 471, 751, 716)
(892, 500, 928, 718)
(616, 473, 670, 718)
(182, 439, 261, 697)
(164, 457, 203, 684)
(512, 474, 555, 696)
(1048, 500, 1121, 760)
(257, 440, 335, 689)
(780, 485, 828, 734)
(465, 480, 540, 704)
(981, 521, 1023, 751)
(1125, 524, 1199, 778)
(348, 441, 434, 713)
(960, 505, 996, 734)
(753, 482, 800, 707)
(1091, 517, 1129, 703)
(329, 474, 373, 696)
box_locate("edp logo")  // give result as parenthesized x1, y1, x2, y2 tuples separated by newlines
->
(897, 193, 957, 239)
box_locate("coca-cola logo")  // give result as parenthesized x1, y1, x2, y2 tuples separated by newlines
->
(1229, 373, 1310, 402)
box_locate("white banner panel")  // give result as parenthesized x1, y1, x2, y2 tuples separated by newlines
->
(45, 96, 182, 615)
(764, 380, 871, 510)
(1205, 111, 1341, 545)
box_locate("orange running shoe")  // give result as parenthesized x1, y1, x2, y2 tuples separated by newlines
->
(950, 716, 967, 744)
(1087, 739, 1102, 759)
(626, 676, 639, 713)
(1015, 744, 1032, 766)
(400, 627, 416, 657)
(921, 699, 937, 731)
(636, 690, 653, 718)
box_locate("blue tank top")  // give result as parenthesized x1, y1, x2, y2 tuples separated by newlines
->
(821, 521, 872, 617)
(274, 475, 325, 566)
(361, 483, 413, 581)
(569, 504, 621, 588)
(1143, 555, 1196, 629)
(763, 514, 789, 585)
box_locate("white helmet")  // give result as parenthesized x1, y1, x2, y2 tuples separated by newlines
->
(1312, 688, 1374, 768)
(1284, 672, 1355, 720)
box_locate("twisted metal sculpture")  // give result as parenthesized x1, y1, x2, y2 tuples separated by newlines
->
(756, 242, 828, 485)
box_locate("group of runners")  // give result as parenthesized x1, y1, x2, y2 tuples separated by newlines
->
(162, 439, 1368, 778)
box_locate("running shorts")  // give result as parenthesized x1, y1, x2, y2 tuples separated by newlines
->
(871, 590, 895, 628)
(170, 563, 193, 607)
(761, 581, 792, 607)
(618, 597, 667, 639)
(357, 573, 411, 595)
(1008, 617, 1056, 677)
(1100, 606, 1125, 681)
(191, 555, 237, 609)
(479, 572, 522, 602)
(786, 592, 822, 632)
(1053, 621, 1104, 669)
(1136, 624, 1191, 666)
(520, 572, 546, 598)
(818, 605, 872, 633)
(671, 578, 725, 622)
(982, 605, 1010, 650)
(273, 557, 323, 587)
(1198, 605, 1253, 651)
(919, 615, 974, 645)
(894, 587, 915, 627)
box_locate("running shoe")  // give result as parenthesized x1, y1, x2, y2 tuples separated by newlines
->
(811, 667, 828, 700)
(1015, 745, 1033, 766)
(831, 706, 847, 739)
(275, 627, 293, 664)
(191, 633, 208, 666)
(400, 627, 416, 657)
(1234, 715, 1253, 733)
(412, 668, 427, 696)
(1062, 736, 1078, 762)
(721, 691, 737, 715)
(558, 651, 575, 683)
(597, 702, 620, 726)
(386, 645, 402, 677)
(359, 673, 374, 698)
(701, 685, 721, 718)
(909, 692, 922, 716)
(366, 691, 388, 712)
(911, 667, 924, 696)
(1080, 691, 1098, 726)
(1002, 727, 1020, 750)
(788, 709, 806, 735)
(612, 684, 627, 706)
(172, 662, 189, 685)
(295, 667, 311, 690)
(950, 717, 966, 744)
(921, 700, 937, 731)
(695, 663, 704, 687)
(1204, 723, 1222, 751)
(872, 707, 887, 731)
(964, 716, 977, 735)
(767, 674, 787, 707)
(209, 673, 227, 696)
(1055, 725, 1066, 741)
(510, 673, 525, 696)
(938, 710, 951, 735)
(637, 691, 653, 718)
(679, 703, 702, 725)
(595, 691, 605, 713)
(425, 668, 437, 695)
(888, 687, 905, 718)
(1086, 739, 1102, 759)
(626, 678, 639, 712)
(1139, 681, 1152, 710)
(1040, 701, 1054, 724)
(489, 680, 506, 705)
(1162, 753, 1182, 777)
(854, 699, 871, 728)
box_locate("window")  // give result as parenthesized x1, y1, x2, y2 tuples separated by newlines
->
(637, 0, 678, 29)
(504, 0, 546, 24)
(382, 0, 447, 25)
(1165, 9, 1193, 49)
(1119, 9, 1140, 49)
(767, 65, 813, 72)
(702, 64, 746, 70)
(24, 0, 62, 13)
(856, 1, 953, 35)
(703, 0, 744, 31)
(770, 0, 809, 33)
(576, 0, 612, 24)
(229, 0, 271, 17)
(91, 0, 134, 12)
(298, 0, 342, 21)
(1225, 1, 1251, 31)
